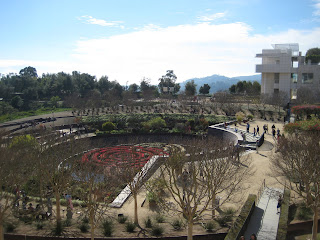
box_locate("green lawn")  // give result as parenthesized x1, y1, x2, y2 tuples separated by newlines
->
(0, 108, 72, 123)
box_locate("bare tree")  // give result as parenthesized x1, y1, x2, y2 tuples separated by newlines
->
(269, 91, 288, 119)
(151, 139, 250, 240)
(36, 132, 80, 235)
(271, 132, 320, 240)
(73, 156, 118, 240)
(296, 87, 318, 105)
(0, 132, 28, 240)
(114, 145, 161, 226)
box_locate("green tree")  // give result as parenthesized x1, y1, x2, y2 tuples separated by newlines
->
(140, 78, 159, 100)
(19, 66, 38, 78)
(158, 70, 180, 94)
(50, 96, 61, 108)
(143, 117, 166, 132)
(305, 48, 320, 64)
(10, 95, 23, 109)
(199, 84, 210, 95)
(97, 76, 112, 94)
(229, 84, 236, 94)
(102, 122, 116, 132)
(185, 80, 197, 96)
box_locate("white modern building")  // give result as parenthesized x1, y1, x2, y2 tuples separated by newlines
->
(256, 43, 320, 100)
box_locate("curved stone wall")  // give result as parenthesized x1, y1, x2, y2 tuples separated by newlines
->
(208, 121, 243, 146)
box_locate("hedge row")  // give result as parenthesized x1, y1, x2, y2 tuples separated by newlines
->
(224, 194, 256, 240)
(276, 189, 290, 240)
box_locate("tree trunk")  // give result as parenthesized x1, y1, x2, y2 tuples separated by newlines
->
(90, 207, 95, 240)
(187, 221, 193, 240)
(306, 184, 312, 205)
(0, 222, 4, 240)
(212, 192, 216, 219)
(55, 192, 61, 224)
(133, 193, 139, 225)
(312, 206, 318, 240)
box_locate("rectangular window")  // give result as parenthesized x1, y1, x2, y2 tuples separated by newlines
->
(291, 73, 298, 83)
(274, 73, 280, 84)
(302, 73, 313, 84)
(292, 59, 298, 68)
(274, 89, 279, 94)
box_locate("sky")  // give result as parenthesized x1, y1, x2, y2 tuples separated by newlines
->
(0, 0, 320, 85)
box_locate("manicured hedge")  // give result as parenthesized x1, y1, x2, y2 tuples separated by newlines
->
(276, 189, 290, 240)
(224, 194, 256, 240)
(284, 119, 320, 133)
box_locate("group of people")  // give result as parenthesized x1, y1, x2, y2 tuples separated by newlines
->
(239, 233, 257, 240)
(246, 123, 261, 136)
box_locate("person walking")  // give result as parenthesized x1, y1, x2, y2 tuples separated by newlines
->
(250, 233, 257, 240)
(257, 125, 260, 135)
(253, 127, 256, 136)
(277, 195, 283, 214)
(272, 128, 276, 138)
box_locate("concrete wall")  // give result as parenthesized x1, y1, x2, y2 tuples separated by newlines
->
(4, 233, 227, 240)
(208, 122, 242, 145)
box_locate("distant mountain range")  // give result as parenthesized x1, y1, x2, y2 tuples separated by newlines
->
(179, 74, 261, 94)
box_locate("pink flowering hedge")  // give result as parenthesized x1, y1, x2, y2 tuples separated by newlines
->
(284, 119, 320, 133)
(82, 145, 167, 168)
(292, 105, 320, 117)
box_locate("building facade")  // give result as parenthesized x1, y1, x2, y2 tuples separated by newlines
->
(256, 43, 320, 100)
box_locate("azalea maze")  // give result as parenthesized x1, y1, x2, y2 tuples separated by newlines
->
(82, 145, 168, 168)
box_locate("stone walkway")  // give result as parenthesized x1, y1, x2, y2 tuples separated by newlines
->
(244, 187, 283, 239)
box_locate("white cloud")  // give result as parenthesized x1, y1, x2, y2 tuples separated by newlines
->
(1, 23, 320, 85)
(198, 12, 227, 22)
(78, 15, 124, 28)
(313, 0, 320, 16)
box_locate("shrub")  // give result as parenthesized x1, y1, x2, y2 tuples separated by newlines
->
(118, 215, 128, 224)
(223, 207, 236, 222)
(204, 221, 216, 232)
(155, 214, 165, 223)
(102, 121, 116, 132)
(151, 225, 164, 236)
(199, 118, 209, 129)
(36, 221, 45, 230)
(235, 112, 245, 123)
(52, 222, 64, 236)
(145, 217, 153, 228)
(79, 223, 89, 233)
(247, 114, 253, 120)
(63, 219, 72, 227)
(216, 216, 228, 227)
(102, 219, 113, 237)
(297, 203, 313, 220)
(60, 198, 67, 206)
(5, 222, 17, 233)
(143, 117, 166, 131)
(171, 219, 183, 230)
(82, 216, 89, 224)
(125, 222, 136, 232)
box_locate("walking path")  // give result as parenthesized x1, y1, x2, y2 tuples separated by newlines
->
(244, 187, 283, 239)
